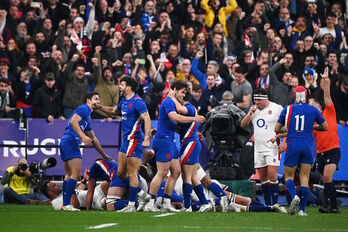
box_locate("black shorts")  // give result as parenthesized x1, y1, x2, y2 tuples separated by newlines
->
(316, 148, 341, 175)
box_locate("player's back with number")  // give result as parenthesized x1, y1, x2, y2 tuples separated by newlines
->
(280, 103, 325, 141)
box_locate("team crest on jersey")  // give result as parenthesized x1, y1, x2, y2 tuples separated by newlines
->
(128, 103, 132, 108)
(268, 110, 272, 115)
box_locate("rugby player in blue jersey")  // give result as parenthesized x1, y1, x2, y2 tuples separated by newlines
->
(174, 90, 213, 212)
(59, 92, 112, 211)
(275, 86, 328, 216)
(144, 81, 205, 212)
(97, 76, 151, 212)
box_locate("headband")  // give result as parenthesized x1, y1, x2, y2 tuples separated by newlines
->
(253, 94, 268, 100)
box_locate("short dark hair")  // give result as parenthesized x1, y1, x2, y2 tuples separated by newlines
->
(327, 12, 337, 19)
(183, 88, 192, 102)
(235, 66, 247, 74)
(0, 78, 9, 85)
(83, 92, 99, 103)
(192, 84, 202, 92)
(254, 88, 268, 96)
(171, 80, 188, 91)
(120, 76, 138, 92)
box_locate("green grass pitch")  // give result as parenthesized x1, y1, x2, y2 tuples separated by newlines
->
(0, 205, 347, 232)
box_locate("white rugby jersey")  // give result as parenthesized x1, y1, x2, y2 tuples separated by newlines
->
(251, 102, 283, 152)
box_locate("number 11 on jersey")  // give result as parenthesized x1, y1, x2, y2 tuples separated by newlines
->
(295, 115, 305, 131)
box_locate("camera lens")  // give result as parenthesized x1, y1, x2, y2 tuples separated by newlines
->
(19, 163, 28, 171)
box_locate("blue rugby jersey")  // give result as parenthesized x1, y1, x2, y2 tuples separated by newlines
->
(277, 103, 325, 141)
(117, 94, 148, 140)
(62, 104, 92, 143)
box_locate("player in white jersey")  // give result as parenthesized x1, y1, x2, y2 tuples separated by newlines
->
(42, 180, 109, 211)
(241, 88, 284, 207)
(174, 166, 286, 213)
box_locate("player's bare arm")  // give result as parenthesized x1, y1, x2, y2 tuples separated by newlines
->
(168, 111, 205, 124)
(322, 67, 332, 106)
(313, 121, 328, 131)
(70, 114, 92, 146)
(85, 130, 112, 160)
(167, 90, 188, 115)
(241, 105, 257, 129)
(96, 104, 118, 115)
(86, 178, 96, 210)
(140, 112, 151, 147)
(274, 122, 284, 134)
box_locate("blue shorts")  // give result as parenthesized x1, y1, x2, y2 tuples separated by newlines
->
(284, 139, 315, 167)
(120, 138, 144, 159)
(109, 174, 140, 188)
(153, 137, 178, 162)
(59, 137, 81, 162)
(180, 139, 201, 165)
(110, 175, 129, 188)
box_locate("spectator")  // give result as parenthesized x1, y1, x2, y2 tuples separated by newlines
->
(191, 51, 221, 90)
(0, 56, 15, 83)
(332, 75, 348, 126)
(201, 0, 238, 36)
(13, 68, 42, 117)
(92, 47, 120, 120)
(190, 84, 208, 117)
(231, 66, 252, 113)
(62, 54, 97, 118)
(201, 73, 225, 111)
(32, 72, 65, 123)
(268, 57, 294, 106)
(0, 77, 15, 118)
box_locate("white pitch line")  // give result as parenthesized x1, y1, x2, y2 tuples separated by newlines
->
(153, 213, 177, 218)
(86, 223, 118, 230)
(156, 225, 348, 232)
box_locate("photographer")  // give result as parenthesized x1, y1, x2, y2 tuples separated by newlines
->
(1, 158, 48, 204)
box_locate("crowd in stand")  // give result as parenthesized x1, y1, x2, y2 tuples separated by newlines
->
(0, 0, 347, 125)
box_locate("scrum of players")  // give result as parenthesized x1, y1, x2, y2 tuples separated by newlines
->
(44, 78, 330, 215)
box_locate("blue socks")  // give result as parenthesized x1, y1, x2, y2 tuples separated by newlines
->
(114, 200, 129, 210)
(62, 180, 67, 205)
(208, 182, 226, 198)
(299, 186, 309, 212)
(193, 184, 208, 205)
(64, 178, 77, 206)
(270, 181, 279, 205)
(183, 183, 193, 209)
(129, 186, 138, 203)
(285, 179, 297, 199)
(261, 181, 272, 206)
(248, 205, 273, 212)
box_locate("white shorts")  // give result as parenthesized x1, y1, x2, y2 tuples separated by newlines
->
(197, 166, 206, 181)
(254, 149, 280, 168)
(91, 184, 106, 210)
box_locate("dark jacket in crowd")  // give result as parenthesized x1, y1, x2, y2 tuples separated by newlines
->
(32, 85, 63, 119)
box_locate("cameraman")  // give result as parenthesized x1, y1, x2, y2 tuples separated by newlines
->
(1, 158, 48, 204)
(204, 91, 248, 165)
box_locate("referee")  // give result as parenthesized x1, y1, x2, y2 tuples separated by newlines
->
(309, 67, 341, 213)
